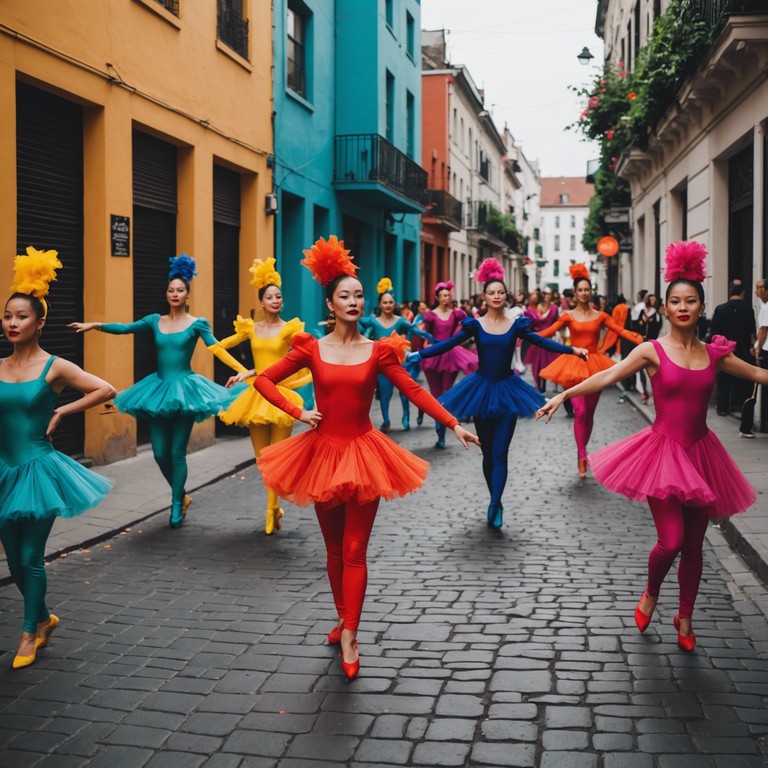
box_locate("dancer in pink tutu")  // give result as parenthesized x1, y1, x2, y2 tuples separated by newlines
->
(524, 291, 560, 393)
(536, 241, 761, 652)
(420, 281, 478, 448)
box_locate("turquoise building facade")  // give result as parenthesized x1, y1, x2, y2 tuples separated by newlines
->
(273, 0, 425, 330)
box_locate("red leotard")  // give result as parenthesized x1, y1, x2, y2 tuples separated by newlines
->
(254, 333, 458, 508)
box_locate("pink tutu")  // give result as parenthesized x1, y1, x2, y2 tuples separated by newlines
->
(420, 344, 478, 375)
(589, 426, 755, 518)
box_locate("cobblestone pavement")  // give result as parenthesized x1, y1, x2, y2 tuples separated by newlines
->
(1, 388, 767, 768)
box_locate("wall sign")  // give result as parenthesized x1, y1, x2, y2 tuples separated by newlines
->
(111, 215, 130, 257)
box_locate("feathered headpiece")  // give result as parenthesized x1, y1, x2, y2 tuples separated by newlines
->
(301, 236, 357, 286)
(377, 277, 394, 296)
(249, 257, 281, 290)
(10, 246, 62, 317)
(569, 263, 590, 281)
(475, 258, 505, 285)
(168, 254, 198, 283)
(664, 241, 707, 283)
(434, 280, 455, 295)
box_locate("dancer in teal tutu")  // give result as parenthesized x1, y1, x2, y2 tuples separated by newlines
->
(70, 255, 241, 528)
(1, 247, 115, 669)
(408, 259, 587, 528)
(358, 278, 435, 432)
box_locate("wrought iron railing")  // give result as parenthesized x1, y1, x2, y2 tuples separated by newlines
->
(466, 201, 522, 251)
(217, 0, 249, 59)
(155, 0, 179, 14)
(334, 134, 427, 205)
(424, 189, 463, 228)
(700, 0, 768, 31)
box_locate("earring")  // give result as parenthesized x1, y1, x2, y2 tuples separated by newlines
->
(37, 329, 42, 337)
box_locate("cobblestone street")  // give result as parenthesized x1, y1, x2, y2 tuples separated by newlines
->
(1, 390, 767, 767)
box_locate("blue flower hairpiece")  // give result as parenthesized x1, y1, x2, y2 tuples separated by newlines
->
(168, 253, 198, 283)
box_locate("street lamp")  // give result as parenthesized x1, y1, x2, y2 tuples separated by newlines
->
(577, 46, 594, 66)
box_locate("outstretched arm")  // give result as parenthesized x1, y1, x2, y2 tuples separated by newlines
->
(69, 318, 153, 335)
(519, 326, 586, 358)
(536, 342, 656, 421)
(535, 314, 569, 338)
(719, 353, 768, 385)
(603, 314, 644, 345)
(416, 324, 474, 360)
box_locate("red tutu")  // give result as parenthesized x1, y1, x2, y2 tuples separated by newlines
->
(257, 427, 429, 507)
(540, 352, 614, 389)
(589, 426, 755, 518)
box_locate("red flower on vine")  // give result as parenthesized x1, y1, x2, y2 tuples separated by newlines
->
(628, 92, 636, 100)
(606, 130, 615, 140)
(589, 96, 599, 108)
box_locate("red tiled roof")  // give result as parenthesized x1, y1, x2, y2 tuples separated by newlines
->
(540, 177, 594, 207)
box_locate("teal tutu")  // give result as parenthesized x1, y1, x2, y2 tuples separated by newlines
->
(0, 447, 112, 521)
(114, 372, 245, 422)
(438, 372, 545, 421)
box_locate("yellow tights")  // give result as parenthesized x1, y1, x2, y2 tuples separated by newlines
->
(249, 423, 292, 534)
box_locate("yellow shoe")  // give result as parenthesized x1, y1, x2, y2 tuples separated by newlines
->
(35, 614, 60, 650)
(182, 495, 192, 518)
(274, 506, 284, 531)
(12, 650, 36, 669)
(265, 506, 285, 535)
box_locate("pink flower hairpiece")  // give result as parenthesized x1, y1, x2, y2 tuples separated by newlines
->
(434, 280, 455, 295)
(475, 258, 505, 285)
(664, 241, 707, 283)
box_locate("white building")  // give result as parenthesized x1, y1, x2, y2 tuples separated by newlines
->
(539, 177, 598, 293)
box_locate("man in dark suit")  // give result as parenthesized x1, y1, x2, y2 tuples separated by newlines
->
(710, 281, 757, 436)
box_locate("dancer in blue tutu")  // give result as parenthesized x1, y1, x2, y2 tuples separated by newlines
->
(1, 248, 116, 669)
(407, 259, 587, 528)
(70, 255, 241, 529)
(358, 278, 435, 432)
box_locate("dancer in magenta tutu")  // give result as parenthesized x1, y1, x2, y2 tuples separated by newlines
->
(524, 291, 560, 393)
(408, 259, 587, 528)
(421, 280, 478, 448)
(537, 242, 762, 651)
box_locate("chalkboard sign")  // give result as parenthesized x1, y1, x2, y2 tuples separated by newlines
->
(111, 215, 130, 257)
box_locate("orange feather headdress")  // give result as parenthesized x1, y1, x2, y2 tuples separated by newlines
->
(569, 263, 590, 281)
(301, 236, 357, 286)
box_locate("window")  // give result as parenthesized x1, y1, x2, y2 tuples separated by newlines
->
(555, 215, 560, 228)
(459, 117, 464, 151)
(560, 193, 570, 204)
(217, 0, 249, 59)
(155, 0, 179, 14)
(287, 4, 308, 98)
(554, 260, 560, 277)
(570, 235, 576, 251)
(385, 0, 393, 29)
(385, 70, 394, 142)
(554, 235, 560, 251)
(406, 90, 415, 159)
(452, 108, 457, 143)
(570, 215, 576, 228)
(406, 10, 414, 59)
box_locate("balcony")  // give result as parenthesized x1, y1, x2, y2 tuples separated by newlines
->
(423, 189, 463, 231)
(466, 201, 523, 252)
(217, 0, 249, 59)
(333, 134, 427, 213)
(702, 0, 768, 32)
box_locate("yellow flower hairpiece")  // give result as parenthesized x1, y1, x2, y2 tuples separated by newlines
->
(10, 246, 62, 317)
(249, 257, 281, 290)
(377, 277, 394, 295)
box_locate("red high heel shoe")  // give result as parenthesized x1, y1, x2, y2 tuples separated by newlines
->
(327, 623, 343, 645)
(673, 615, 696, 652)
(340, 639, 359, 681)
(634, 592, 653, 633)
(578, 458, 587, 479)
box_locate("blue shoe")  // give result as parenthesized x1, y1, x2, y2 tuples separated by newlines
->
(417, 411, 424, 426)
(169, 502, 184, 529)
(435, 437, 446, 449)
(402, 413, 410, 431)
(487, 504, 503, 529)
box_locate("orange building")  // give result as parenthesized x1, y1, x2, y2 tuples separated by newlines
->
(0, 0, 273, 463)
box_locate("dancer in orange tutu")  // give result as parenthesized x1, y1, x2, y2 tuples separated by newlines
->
(253, 237, 479, 681)
(537, 264, 643, 478)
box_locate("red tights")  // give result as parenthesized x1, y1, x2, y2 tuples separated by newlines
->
(314, 497, 380, 633)
(571, 392, 601, 459)
(647, 496, 710, 618)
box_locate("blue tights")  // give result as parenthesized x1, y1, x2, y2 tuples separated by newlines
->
(377, 374, 408, 426)
(474, 414, 518, 508)
(149, 415, 196, 507)
(0, 516, 56, 632)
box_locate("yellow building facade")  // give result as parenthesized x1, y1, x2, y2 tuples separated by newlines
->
(0, 0, 273, 463)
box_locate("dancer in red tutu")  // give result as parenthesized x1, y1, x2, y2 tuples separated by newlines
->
(253, 237, 479, 680)
(537, 242, 761, 651)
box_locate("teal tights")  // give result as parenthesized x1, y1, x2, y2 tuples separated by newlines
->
(149, 415, 196, 507)
(0, 516, 56, 632)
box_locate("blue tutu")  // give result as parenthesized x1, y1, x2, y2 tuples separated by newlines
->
(114, 373, 246, 422)
(0, 447, 112, 521)
(438, 372, 545, 421)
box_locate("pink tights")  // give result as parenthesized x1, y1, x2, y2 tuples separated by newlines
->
(571, 392, 601, 459)
(314, 497, 380, 633)
(647, 496, 710, 618)
(424, 369, 459, 399)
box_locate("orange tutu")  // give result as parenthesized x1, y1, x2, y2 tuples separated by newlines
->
(257, 427, 430, 507)
(540, 352, 614, 389)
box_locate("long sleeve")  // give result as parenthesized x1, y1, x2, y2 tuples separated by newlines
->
(535, 313, 569, 338)
(379, 346, 458, 429)
(100, 315, 156, 335)
(358, 317, 375, 338)
(207, 316, 252, 374)
(518, 326, 574, 355)
(253, 337, 313, 420)
(417, 321, 474, 359)
(407, 321, 436, 344)
(602, 314, 643, 345)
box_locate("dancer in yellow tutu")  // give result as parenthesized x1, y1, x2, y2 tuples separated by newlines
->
(209, 257, 310, 534)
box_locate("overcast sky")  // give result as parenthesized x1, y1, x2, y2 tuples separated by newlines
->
(420, 0, 604, 179)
